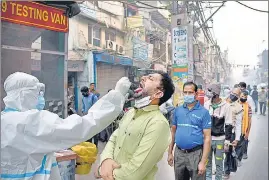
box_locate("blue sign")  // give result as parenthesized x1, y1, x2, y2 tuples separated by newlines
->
(93, 52, 133, 66)
(79, 4, 97, 19)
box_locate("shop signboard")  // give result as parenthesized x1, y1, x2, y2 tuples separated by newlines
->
(79, 4, 97, 20)
(1, 1, 68, 32)
(132, 37, 148, 61)
(68, 61, 85, 72)
(93, 52, 133, 66)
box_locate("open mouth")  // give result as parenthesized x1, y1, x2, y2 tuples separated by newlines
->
(133, 82, 144, 99)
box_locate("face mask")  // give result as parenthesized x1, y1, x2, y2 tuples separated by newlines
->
(240, 98, 247, 103)
(229, 94, 238, 102)
(184, 95, 196, 104)
(134, 96, 152, 109)
(36, 92, 45, 110)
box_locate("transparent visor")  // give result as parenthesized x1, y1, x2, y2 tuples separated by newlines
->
(37, 83, 45, 96)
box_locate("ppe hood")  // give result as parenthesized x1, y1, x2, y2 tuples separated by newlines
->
(3, 72, 45, 111)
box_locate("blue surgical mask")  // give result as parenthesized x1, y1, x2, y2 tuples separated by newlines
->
(184, 95, 196, 104)
(36, 92, 45, 110)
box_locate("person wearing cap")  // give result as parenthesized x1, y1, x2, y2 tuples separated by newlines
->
(204, 84, 228, 180)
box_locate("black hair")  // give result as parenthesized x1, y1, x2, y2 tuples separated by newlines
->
(239, 82, 247, 88)
(108, 89, 112, 92)
(90, 83, 95, 85)
(183, 81, 198, 92)
(158, 72, 175, 106)
(241, 90, 249, 96)
(81, 86, 89, 97)
(197, 85, 203, 89)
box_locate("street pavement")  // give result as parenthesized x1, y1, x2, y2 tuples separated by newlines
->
(229, 113, 268, 180)
(75, 112, 268, 180)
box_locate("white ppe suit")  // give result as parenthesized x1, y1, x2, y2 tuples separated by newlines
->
(1, 72, 131, 180)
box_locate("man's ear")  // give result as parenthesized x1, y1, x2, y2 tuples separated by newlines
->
(154, 91, 164, 99)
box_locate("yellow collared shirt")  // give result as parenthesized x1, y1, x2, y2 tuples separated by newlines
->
(100, 105, 171, 180)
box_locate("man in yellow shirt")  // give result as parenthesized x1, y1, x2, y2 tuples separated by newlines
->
(96, 72, 175, 180)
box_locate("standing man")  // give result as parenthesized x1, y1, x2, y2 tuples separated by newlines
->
(250, 85, 259, 113)
(223, 88, 243, 179)
(238, 82, 255, 110)
(96, 72, 175, 180)
(90, 82, 100, 98)
(236, 91, 252, 165)
(204, 84, 227, 180)
(197, 84, 205, 106)
(168, 82, 211, 180)
(81, 86, 99, 147)
(258, 86, 267, 116)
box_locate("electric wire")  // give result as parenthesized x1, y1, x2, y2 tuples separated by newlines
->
(235, 1, 269, 13)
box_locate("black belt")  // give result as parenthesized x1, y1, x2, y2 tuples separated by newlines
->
(177, 145, 203, 153)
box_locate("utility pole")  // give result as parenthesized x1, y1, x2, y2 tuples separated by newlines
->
(171, 1, 194, 106)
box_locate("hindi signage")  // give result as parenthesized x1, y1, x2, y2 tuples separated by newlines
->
(172, 26, 188, 65)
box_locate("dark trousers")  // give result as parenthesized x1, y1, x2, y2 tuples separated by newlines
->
(224, 133, 235, 175)
(235, 135, 249, 161)
(87, 134, 99, 148)
(254, 100, 258, 113)
(259, 102, 267, 115)
(174, 146, 205, 180)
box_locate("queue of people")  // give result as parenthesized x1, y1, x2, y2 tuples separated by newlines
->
(1, 71, 267, 180)
(167, 81, 263, 180)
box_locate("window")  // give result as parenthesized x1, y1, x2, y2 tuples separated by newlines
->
(88, 25, 101, 47)
(105, 31, 116, 42)
(1, 21, 65, 116)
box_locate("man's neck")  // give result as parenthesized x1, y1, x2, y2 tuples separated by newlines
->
(212, 98, 221, 104)
(187, 101, 197, 110)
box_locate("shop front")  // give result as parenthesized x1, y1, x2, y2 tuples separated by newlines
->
(93, 52, 133, 97)
(1, 1, 77, 117)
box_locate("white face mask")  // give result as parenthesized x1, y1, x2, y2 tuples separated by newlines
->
(134, 96, 152, 109)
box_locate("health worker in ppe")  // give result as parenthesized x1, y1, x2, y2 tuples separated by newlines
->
(1, 72, 131, 180)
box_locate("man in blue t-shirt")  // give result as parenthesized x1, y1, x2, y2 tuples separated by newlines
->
(81, 86, 99, 147)
(167, 81, 211, 180)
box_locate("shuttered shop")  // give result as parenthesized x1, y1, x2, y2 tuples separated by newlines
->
(96, 62, 129, 97)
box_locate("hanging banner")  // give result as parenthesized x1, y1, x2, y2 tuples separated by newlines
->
(1, 1, 68, 32)
(172, 26, 188, 65)
(172, 64, 188, 106)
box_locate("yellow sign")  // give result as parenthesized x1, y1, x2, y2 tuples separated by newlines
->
(127, 15, 143, 28)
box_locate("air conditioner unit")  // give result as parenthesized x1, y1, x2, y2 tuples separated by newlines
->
(117, 45, 125, 55)
(106, 40, 116, 51)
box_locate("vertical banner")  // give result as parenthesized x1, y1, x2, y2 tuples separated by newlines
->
(172, 25, 188, 106)
(171, 14, 194, 106)
(187, 22, 194, 81)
